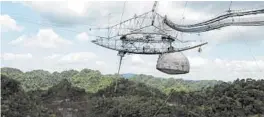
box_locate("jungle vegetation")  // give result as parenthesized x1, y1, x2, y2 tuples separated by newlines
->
(1, 67, 264, 117)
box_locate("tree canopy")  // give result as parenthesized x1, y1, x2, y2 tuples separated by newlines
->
(1, 67, 264, 117)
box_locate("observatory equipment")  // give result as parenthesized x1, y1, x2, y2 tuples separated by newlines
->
(164, 8, 264, 33)
(156, 52, 190, 74)
(91, 1, 264, 75)
(91, 1, 208, 75)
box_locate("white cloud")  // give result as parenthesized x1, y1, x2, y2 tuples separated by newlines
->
(44, 54, 61, 60)
(21, 1, 264, 45)
(256, 56, 264, 61)
(22, 1, 116, 26)
(201, 26, 264, 44)
(185, 56, 264, 81)
(213, 59, 264, 72)
(24, 1, 91, 17)
(22, 1, 154, 26)
(10, 28, 72, 48)
(0, 14, 23, 32)
(1, 53, 32, 60)
(123, 55, 264, 81)
(188, 56, 208, 68)
(22, 1, 264, 44)
(59, 52, 97, 63)
(120, 55, 157, 74)
(96, 60, 106, 66)
(188, 56, 264, 72)
(76, 32, 89, 41)
(131, 55, 144, 65)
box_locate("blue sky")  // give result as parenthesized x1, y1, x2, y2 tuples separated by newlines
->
(1, 1, 264, 81)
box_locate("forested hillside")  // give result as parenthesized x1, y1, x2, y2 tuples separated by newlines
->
(0, 67, 221, 93)
(129, 74, 222, 93)
(1, 67, 264, 117)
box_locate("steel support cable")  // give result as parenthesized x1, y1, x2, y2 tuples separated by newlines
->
(117, 1, 127, 35)
(200, 1, 237, 78)
(163, 8, 264, 31)
(176, 1, 188, 38)
(108, 11, 152, 30)
(236, 26, 263, 75)
(210, 14, 258, 78)
(193, 3, 260, 77)
(228, 1, 234, 23)
(114, 1, 126, 94)
(212, 42, 252, 80)
(12, 16, 142, 44)
(152, 89, 174, 117)
(175, 1, 188, 49)
(228, 1, 233, 12)
(115, 0, 127, 108)
(114, 55, 123, 92)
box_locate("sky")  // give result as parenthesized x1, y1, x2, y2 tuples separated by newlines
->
(1, 1, 264, 81)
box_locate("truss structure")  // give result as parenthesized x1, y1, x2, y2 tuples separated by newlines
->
(164, 8, 264, 32)
(92, 10, 208, 55)
(91, 1, 264, 77)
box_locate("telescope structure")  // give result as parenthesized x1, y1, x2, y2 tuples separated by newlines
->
(164, 8, 264, 33)
(91, 1, 264, 75)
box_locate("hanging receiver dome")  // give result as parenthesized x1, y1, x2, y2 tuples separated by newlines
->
(156, 52, 190, 74)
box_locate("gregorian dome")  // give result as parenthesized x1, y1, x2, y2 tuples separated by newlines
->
(156, 52, 190, 74)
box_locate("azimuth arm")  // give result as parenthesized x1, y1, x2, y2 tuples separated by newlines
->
(163, 9, 264, 32)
